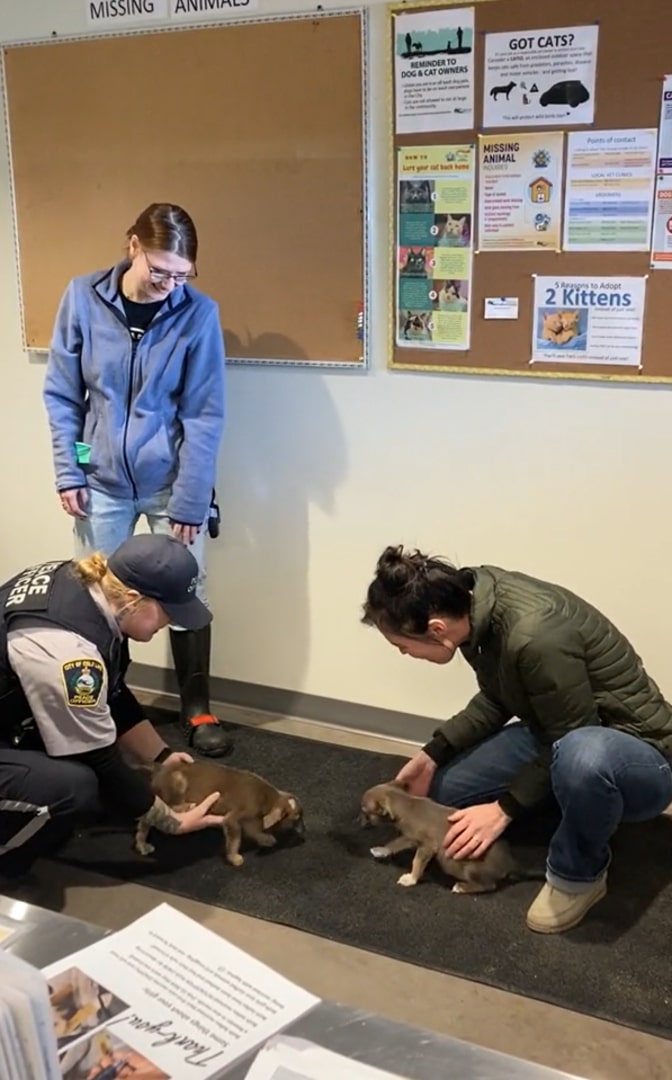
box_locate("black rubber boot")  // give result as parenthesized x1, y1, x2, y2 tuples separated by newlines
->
(169, 626, 233, 757)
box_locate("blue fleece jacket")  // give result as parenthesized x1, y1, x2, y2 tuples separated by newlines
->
(43, 261, 225, 526)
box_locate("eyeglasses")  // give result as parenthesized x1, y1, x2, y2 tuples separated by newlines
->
(142, 249, 197, 286)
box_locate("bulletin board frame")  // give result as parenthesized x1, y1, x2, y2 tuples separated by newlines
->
(1, 9, 371, 370)
(387, 0, 672, 385)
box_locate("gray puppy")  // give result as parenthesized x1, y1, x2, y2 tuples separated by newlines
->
(360, 781, 541, 892)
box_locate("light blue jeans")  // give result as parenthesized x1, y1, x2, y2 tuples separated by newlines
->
(73, 487, 208, 625)
(430, 723, 672, 892)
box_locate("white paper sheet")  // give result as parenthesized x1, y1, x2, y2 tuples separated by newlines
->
(483, 25, 598, 128)
(42, 903, 318, 1079)
(530, 275, 646, 368)
(563, 129, 657, 252)
(394, 8, 475, 133)
(656, 75, 672, 172)
(245, 1036, 408, 1080)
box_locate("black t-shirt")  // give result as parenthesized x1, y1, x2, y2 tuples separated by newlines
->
(120, 293, 165, 342)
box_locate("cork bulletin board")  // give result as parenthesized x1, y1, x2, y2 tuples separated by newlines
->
(389, 0, 672, 382)
(3, 12, 367, 367)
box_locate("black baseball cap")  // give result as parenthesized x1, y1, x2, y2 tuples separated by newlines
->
(108, 534, 212, 630)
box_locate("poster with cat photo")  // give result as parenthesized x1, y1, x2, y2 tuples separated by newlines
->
(396, 144, 475, 350)
(531, 275, 646, 367)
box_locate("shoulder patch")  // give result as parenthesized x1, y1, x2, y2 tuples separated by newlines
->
(61, 658, 105, 708)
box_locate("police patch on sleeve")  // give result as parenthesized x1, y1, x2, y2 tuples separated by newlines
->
(61, 658, 105, 708)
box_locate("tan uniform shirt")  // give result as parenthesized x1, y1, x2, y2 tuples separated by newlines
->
(6, 585, 122, 756)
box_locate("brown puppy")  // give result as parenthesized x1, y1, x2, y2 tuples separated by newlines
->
(360, 781, 524, 893)
(135, 761, 304, 867)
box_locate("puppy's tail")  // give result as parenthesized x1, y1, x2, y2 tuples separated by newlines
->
(506, 866, 547, 884)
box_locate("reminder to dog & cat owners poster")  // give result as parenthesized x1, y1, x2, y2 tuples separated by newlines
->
(42, 903, 317, 1079)
(396, 145, 475, 351)
(531, 276, 646, 368)
(394, 8, 475, 133)
(478, 131, 564, 251)
(483, 25, 598, 129)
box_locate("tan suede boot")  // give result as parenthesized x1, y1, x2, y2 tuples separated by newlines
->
(526, 876, 607, 934)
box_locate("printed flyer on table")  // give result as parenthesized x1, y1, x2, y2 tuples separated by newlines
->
(394, 7, 475, 133)
(41, 904, 317, 1080)
(478, 131, 564, 250)
(531, 276, 646, 367)
(563, 129, 657, 251)
(396, 144, 475, 350)
(483, 24, 598, 129)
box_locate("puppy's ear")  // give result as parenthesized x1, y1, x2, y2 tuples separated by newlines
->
(391, 778, 410, 792)
(263, 805, 284, 830)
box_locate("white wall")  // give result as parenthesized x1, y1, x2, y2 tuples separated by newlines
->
(1, 0, 671, 730)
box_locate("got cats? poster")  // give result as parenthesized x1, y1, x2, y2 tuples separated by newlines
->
(396, 144, 475, 350)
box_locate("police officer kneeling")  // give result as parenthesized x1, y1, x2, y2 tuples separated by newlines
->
(0, 533, 225, 887)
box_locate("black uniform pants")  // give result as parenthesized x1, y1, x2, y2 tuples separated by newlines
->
(0, 745, 101, 877)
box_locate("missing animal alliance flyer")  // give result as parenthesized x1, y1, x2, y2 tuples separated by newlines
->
(394, 7, 475, 133)
(478, 131, 564, 251)
(483, 25, 598, 129)
(396, 144, 475, 351)
(531, 276, 646, 368)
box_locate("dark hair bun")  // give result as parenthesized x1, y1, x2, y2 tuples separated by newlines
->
(363, 545, 473, 634)
(456, 567, 476, 590)
(376, 545, 425, 592)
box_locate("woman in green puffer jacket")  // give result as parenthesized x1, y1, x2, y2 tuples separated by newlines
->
(362, 545, 672, 935)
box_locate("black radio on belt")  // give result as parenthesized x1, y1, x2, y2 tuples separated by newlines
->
(208, 489, 221, 539)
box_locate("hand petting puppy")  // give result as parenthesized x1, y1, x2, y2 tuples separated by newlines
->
(443, 802, 511, 860)
(161, 751, 194, 767)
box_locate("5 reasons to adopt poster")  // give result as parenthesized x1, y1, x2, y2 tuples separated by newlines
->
(394, 8, 475, 133)
(563, 129, 657, 251)
(531, 276, 646, 368)
(478, 131, 564, 250)
(396, 144, 475, 351)
(483, 25, 598, 129)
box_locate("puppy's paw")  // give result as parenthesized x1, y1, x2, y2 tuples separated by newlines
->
(228, 854, 244, 868)
(370, 846, 390, 860)
(452, 882, 467, 893)
(397, 872, 417, 887)
(135, 840, 155, 856)
(256, 834, 277, 848)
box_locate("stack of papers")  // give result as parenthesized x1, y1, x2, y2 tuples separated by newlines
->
(0, 948, 61, 1080)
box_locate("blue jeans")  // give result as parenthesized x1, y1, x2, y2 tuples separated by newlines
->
(430, 723, 672, 892)
(73, 487, 208, 620)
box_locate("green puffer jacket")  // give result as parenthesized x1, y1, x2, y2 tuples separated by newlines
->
(426, 566, 672, 816)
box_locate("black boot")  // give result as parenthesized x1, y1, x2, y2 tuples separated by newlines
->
(169, 626, 233, 757)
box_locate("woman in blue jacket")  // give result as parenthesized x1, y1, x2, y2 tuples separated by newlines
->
(43, 203, 231, 757)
